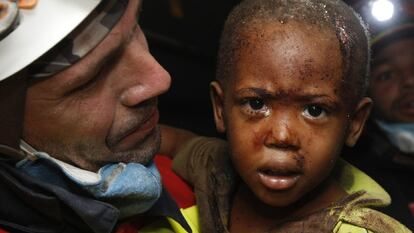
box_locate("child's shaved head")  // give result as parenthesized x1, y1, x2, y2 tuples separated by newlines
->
(216, 0, 370, 108)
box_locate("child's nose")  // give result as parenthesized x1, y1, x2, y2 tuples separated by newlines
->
(264, 119, 300, 151)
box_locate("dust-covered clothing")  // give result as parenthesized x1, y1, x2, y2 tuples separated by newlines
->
(173, 136, 411, 233)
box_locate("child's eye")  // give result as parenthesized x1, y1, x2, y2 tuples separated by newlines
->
(249, 98, 265, 110)
(302, 105, 327, 119)
(241, 97, 271, 117)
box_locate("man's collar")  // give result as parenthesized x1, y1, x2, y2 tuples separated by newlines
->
(0, 161, 192, 233)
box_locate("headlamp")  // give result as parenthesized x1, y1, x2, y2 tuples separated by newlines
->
(352, 0, 414, 46)
(371, 0, 395, 22)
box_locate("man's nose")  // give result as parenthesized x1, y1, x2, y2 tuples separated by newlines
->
(120, 51, 171, 107)
(264, 113, 300, 151)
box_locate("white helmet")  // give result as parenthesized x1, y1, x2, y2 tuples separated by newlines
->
(0, 0, 128, 156)
(0, 0, 101, 82)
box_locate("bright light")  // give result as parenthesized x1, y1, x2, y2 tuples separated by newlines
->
(371, 0, 395, 22)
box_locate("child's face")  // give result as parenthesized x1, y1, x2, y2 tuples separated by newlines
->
(211, 22, 371, 207)
(370, 38, 414, 123)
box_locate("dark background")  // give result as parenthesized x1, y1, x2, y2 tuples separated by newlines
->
(140, 0, 358, 137)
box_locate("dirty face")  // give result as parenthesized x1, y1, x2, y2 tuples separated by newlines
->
(370, 38, 414, 123)
(23, 0, 171, 171)
(211, 21, 371, 207)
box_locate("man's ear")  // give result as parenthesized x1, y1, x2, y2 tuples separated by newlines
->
(210, 81, 226, 133)
(346, 97, 372, 147)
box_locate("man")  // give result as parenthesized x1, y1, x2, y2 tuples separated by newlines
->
(345, 0, 414, 229)
(0, 0, 198, 232)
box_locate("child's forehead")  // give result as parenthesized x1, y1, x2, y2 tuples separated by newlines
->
(238, 20, 337, 42)
(235, 21, 341, 70)
(235, 22, 342, 76)
(229, 20, 348, 101)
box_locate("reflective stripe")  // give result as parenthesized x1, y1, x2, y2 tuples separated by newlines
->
(333, 221, 371, 233)
(167, 206, 200, 233)
(139, 205, 200, 233)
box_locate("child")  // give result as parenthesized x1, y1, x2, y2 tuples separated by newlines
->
(161, 0, 411, 232)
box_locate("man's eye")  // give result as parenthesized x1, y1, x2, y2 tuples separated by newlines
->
(303, 105, 326, 119)
(376, 70, 394, 82)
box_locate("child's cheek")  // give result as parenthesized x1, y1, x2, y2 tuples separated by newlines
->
(252, 129, 267, 151)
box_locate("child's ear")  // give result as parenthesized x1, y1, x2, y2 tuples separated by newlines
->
(210, 81, 226, 133)
(346, 97, 372, 147)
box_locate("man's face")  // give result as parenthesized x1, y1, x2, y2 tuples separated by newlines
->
(211, 22, 370, 207)
(370, 38, 414, 123)
(23, 0, 171, 171)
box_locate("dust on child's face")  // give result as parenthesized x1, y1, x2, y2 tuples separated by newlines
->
(223, 21, 351, 207)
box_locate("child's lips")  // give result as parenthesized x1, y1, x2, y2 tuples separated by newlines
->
(257, 168, 301, 191)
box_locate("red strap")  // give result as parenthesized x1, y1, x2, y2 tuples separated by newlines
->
(0, 229, 9, 233)
(116, 222, 140, 233)
(116, 216, 156, 233)
(154, 155, 196, 209)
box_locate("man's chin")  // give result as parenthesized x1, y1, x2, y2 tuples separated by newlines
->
(112, 126, 161, 165)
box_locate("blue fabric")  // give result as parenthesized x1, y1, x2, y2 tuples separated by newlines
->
(17, 151, 162, 219)
(376, 120, 414, 153)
